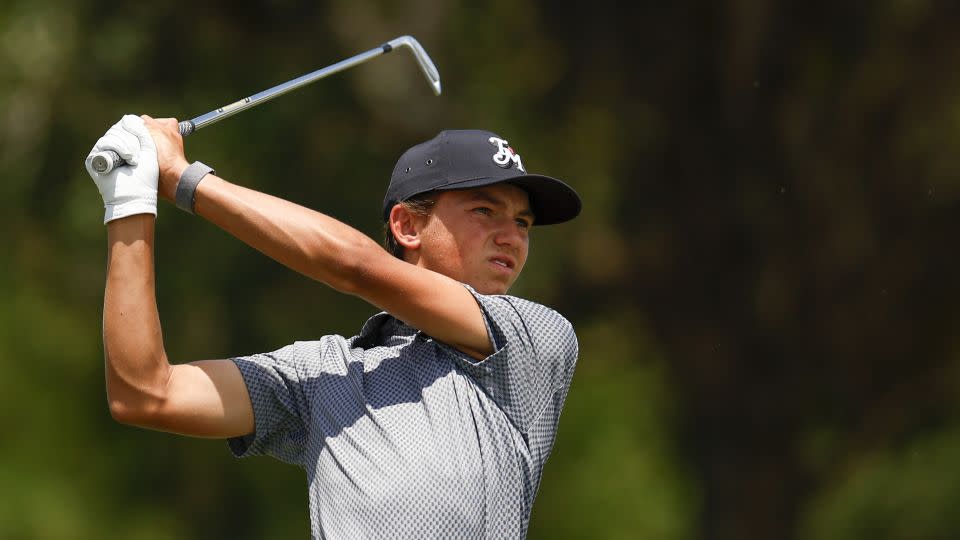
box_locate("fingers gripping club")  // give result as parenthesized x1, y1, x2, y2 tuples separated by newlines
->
(90, 35, 442, 175)
(91, 120, 194, 173)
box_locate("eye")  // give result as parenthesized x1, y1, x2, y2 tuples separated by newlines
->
(472, 207, 492, 216)
(516, 218, 531, 229)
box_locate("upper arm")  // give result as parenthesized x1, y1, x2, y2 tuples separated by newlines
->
(188, 178, 490, 358)
(353, 253, 492, 359)
(121, 359, 255, 439)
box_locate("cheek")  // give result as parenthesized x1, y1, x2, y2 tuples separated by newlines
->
(516, 244, 529, 271)
(422, 221, 463, 265)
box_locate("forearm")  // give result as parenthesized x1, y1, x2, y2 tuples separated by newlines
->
(193, 174, 380, 293)
(103, 215, 171, 420)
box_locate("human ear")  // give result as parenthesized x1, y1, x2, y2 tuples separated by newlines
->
(389, 204, 423, 252)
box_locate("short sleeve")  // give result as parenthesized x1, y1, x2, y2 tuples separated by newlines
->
(227, 344, 311, 466)
(446, 285, 579, 434)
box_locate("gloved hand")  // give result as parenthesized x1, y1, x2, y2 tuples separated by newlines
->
(84, 115, 159, 224)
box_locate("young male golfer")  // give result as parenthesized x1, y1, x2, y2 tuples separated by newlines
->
(85, 114, 582, 539)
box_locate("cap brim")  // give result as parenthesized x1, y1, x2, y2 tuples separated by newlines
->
(432, 174, 582, 226)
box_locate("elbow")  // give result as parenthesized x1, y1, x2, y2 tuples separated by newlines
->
(108, 397, 142, 425)
(107, 392, 167, 428)
(105, 364, 171, 428)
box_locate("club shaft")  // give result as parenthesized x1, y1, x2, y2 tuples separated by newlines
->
(189, 45, 388, 132)
(91, 47, 389, 175)
(90, 35, 441, 175)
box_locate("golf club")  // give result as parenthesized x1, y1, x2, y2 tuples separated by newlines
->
(90, 35, 441, 174)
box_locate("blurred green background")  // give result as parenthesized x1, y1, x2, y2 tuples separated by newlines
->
(4, 0, 960, 538)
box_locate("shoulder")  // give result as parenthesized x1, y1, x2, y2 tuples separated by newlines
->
(466, 285, 574, 328)
(463, 285, 577, 355)
(232, 333, 358, 382)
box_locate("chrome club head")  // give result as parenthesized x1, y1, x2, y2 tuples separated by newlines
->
(386, 35, 442, 96)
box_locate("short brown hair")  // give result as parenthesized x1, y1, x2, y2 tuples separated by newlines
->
(383, 191, 438, 259)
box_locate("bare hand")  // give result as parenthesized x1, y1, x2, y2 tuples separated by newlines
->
(141, 115, 189, 202)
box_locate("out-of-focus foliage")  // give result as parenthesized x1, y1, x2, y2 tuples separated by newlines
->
(3, 0, 960, 538)
(802, 424, 960, 540)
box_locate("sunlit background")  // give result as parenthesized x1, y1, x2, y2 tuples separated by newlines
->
(4, 1, 960, 538)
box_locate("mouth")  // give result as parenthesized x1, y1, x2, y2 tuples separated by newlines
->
(489, 254, 516, 272)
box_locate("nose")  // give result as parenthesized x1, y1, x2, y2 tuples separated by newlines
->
(493, 218, 525, 249)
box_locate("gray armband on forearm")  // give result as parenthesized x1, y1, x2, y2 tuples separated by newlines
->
(175, 161, 215, 214)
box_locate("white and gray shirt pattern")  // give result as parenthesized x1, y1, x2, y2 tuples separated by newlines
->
(228, 285, 579, 539)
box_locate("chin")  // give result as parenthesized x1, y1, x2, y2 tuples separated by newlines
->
(474, 281, 511, 295)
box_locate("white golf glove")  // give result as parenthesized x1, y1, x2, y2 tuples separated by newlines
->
(85, 114, 159, 224)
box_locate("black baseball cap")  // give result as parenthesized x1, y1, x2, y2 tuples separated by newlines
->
(382, 129, 581, 225)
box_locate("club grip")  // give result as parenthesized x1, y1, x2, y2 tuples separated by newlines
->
(90, 120, 195, 174)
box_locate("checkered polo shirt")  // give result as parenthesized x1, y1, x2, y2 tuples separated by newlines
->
(228, 285, 579, 539)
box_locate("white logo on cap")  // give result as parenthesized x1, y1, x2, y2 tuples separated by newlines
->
(489, 136, 525, 173)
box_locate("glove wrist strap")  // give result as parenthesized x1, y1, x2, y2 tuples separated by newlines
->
(176, 161, 215, 214)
